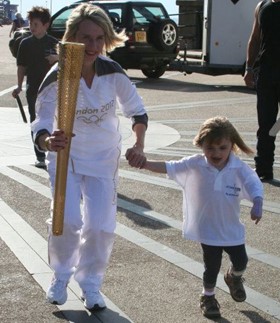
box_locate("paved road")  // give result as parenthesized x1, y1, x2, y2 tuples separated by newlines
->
(0, 25, 279, 323)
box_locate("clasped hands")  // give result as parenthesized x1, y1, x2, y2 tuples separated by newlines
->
(125, 144, 146, 169)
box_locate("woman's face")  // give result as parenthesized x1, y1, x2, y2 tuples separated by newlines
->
(202, 137, 233, 170)
(74, 19, 105, 66)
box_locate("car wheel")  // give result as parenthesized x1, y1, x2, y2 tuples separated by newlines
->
(141, 65, 166, 78)
(150, 19, 178, 51)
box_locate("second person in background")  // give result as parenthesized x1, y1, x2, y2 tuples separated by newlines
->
(9, 12, 25, 37)
(244, 0, 280, 181)
(12, 6, 58, 168)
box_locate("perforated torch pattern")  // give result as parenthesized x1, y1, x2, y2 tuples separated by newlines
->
(52, 42, 85, 236)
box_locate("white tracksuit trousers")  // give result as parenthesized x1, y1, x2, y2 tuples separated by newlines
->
(47, 170, 117, 292)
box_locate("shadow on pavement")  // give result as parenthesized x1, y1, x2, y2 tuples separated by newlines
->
(117, 194, 170, 230)
(240, 310, 272, 323)
(132, 77, 256, 95)
(264, 178, 280, 187)
(206, 316, 231, 322)
(53, 307, 132, 323)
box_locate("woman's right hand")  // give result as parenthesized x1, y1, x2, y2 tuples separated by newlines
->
(45, 130, 70, 152)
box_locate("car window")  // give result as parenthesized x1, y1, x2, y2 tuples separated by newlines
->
(51, 8, 73, 29)
(102, 4, 125, 27)
(107, 9, 122, 25)
(133, 6, 167, 24)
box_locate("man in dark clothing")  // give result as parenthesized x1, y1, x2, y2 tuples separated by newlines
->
(12, 7, 58, 168)
(9, 12, 25, 37)
(244, 0, 280, 181)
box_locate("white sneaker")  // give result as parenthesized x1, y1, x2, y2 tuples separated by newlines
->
(81, 290, 106, 311)
(46, 277, 68, 305)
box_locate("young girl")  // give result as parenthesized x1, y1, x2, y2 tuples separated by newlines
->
(127, 116, 263, 318)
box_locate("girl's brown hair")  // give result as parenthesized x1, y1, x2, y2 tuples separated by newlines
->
(193, 116, 254, 155)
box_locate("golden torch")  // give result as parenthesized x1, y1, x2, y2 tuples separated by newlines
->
(52, 42, 85, 236)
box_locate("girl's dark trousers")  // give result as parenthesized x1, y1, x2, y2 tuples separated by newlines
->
(201, 243, 248, 289)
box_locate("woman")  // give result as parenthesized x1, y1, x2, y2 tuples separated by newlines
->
(32, 3, 148, 311)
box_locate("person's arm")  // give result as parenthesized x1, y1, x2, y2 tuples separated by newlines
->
(133, 122, 146, 150)
(12, 65, 26, 98)
(143, 160, 167, 174)
(244, 2, 262, 88)
(125, 123, 147, 169)
(9, 22, 15, 37)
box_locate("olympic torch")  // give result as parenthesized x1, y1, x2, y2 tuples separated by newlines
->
(52, 42, 85, 236)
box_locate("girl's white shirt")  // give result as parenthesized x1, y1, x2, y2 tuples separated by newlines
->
(166, 153, 263, 246)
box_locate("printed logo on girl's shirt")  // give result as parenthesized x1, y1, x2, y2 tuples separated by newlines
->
(225, 184, 241, 197)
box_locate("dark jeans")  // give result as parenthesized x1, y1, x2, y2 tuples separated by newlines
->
(255, 64, 280, 172)
(201, 243, 248, 289)
(26, 90, 45, 160)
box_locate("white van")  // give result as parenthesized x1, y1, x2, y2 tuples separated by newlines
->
(169, 0, 260, 76)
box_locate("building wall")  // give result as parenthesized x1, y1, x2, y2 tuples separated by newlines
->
(0, 0, 18, 22)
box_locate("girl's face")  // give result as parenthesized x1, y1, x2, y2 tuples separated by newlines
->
(202, 137, 233, 170)
(74, 19, 105, 66)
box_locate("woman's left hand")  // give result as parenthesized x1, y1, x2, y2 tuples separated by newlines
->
(125, 144, 146, 169)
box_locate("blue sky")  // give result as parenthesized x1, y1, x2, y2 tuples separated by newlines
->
(13, 0, 178, 18)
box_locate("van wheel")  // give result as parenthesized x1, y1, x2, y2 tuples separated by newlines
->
(141, 66, 166, 78)
(150, 19, 178, 51)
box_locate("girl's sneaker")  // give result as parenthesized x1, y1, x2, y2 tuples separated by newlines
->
(199, 294, 221, 318)
(224, 269, 246, 302)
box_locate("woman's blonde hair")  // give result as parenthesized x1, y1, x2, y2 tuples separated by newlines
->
(193, 116, 254, 155)
(62, 3, 128, 54)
